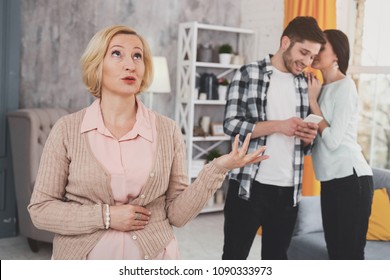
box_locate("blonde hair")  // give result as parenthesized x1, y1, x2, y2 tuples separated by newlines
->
(80, 25, 153, 98)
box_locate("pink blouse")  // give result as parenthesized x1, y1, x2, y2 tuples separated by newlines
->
(80, 98, 179, 260)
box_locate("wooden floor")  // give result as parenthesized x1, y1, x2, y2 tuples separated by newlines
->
(0, 212, 262, 260)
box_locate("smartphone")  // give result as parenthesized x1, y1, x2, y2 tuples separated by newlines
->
(304, 114, 323, 124)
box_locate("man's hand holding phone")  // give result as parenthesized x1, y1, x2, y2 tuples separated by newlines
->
(304, 114, 323, 124)
(295, 114, 322, 146)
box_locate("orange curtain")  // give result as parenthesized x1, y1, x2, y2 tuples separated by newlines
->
(284, 0, 336, 196)
(284, 0, 336, 29)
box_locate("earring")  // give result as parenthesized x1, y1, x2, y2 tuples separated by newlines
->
(334, 61, 339, 69)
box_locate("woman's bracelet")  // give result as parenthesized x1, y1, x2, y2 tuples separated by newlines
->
(104, 204, 110, 230)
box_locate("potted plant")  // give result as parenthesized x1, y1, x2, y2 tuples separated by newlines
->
(206, 149, 222, 163)
(218, 78, 229, 101)
(218, 77, 229, 86)
(218, 43, 233, 64)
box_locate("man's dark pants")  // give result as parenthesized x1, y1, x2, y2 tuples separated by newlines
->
(222, 179, 298, 260)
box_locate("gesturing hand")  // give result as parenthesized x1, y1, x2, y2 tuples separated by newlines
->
(214, 133, 268, 170)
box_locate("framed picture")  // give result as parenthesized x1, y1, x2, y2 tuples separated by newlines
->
(211, 122, 224, 136)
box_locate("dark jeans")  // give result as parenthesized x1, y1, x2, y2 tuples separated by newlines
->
(222, 179, 298, 260)
(321, 171, 373, 260)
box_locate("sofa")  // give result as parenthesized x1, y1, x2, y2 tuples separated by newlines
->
(288, 167, 390, 260)
(8, 108, 70, 252)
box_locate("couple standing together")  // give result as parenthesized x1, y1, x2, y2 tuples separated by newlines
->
(29, 16, 372, 260)
(223, 16, 373, 260)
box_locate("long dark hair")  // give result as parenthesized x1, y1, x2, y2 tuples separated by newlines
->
(324, 29, 350, 75)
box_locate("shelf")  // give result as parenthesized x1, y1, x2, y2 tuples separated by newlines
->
(195, 61, 241, 69)
(196, 22, 255, 34)
(176, 22, 255, 214)
(193, 100, 226, 105)
(182, 60, 241, 69)
(192, 136, 230, 141)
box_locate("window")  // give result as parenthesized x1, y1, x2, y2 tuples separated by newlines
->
(350, 0, 390, 169)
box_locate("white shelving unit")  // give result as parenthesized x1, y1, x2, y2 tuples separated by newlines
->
(175, 22, 256, 212)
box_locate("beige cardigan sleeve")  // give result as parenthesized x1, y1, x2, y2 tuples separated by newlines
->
(165, 123, 228, 227)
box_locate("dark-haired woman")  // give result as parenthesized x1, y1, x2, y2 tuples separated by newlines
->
(306, 29, 373, 260)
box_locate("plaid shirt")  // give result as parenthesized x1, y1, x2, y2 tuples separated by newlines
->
(223, 55, 310, 206)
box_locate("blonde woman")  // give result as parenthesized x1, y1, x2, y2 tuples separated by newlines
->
(28, 25, 268, 260)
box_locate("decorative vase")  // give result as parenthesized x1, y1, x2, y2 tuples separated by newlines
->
(219, 53, 232, 64)
(198, 44, 213, 62)
(199, 116, 211, 135)
(218, 85, 228, 101)
(232, 54, 245, 65)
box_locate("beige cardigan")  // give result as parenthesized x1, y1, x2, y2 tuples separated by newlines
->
(28, 109, 228, 260)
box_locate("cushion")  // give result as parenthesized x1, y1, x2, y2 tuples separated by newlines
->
(294, 196, 323, 235)
(288, 232, 328, 260)
(366, 188, 390, 241)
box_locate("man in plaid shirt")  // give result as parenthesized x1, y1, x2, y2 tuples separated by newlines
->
(222, 17, 326, 260)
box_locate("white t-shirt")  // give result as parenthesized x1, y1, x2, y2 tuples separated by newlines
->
(255, 66, 296, 186)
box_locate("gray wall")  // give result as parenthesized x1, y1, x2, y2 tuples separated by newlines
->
(20, 0, 241, 118)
